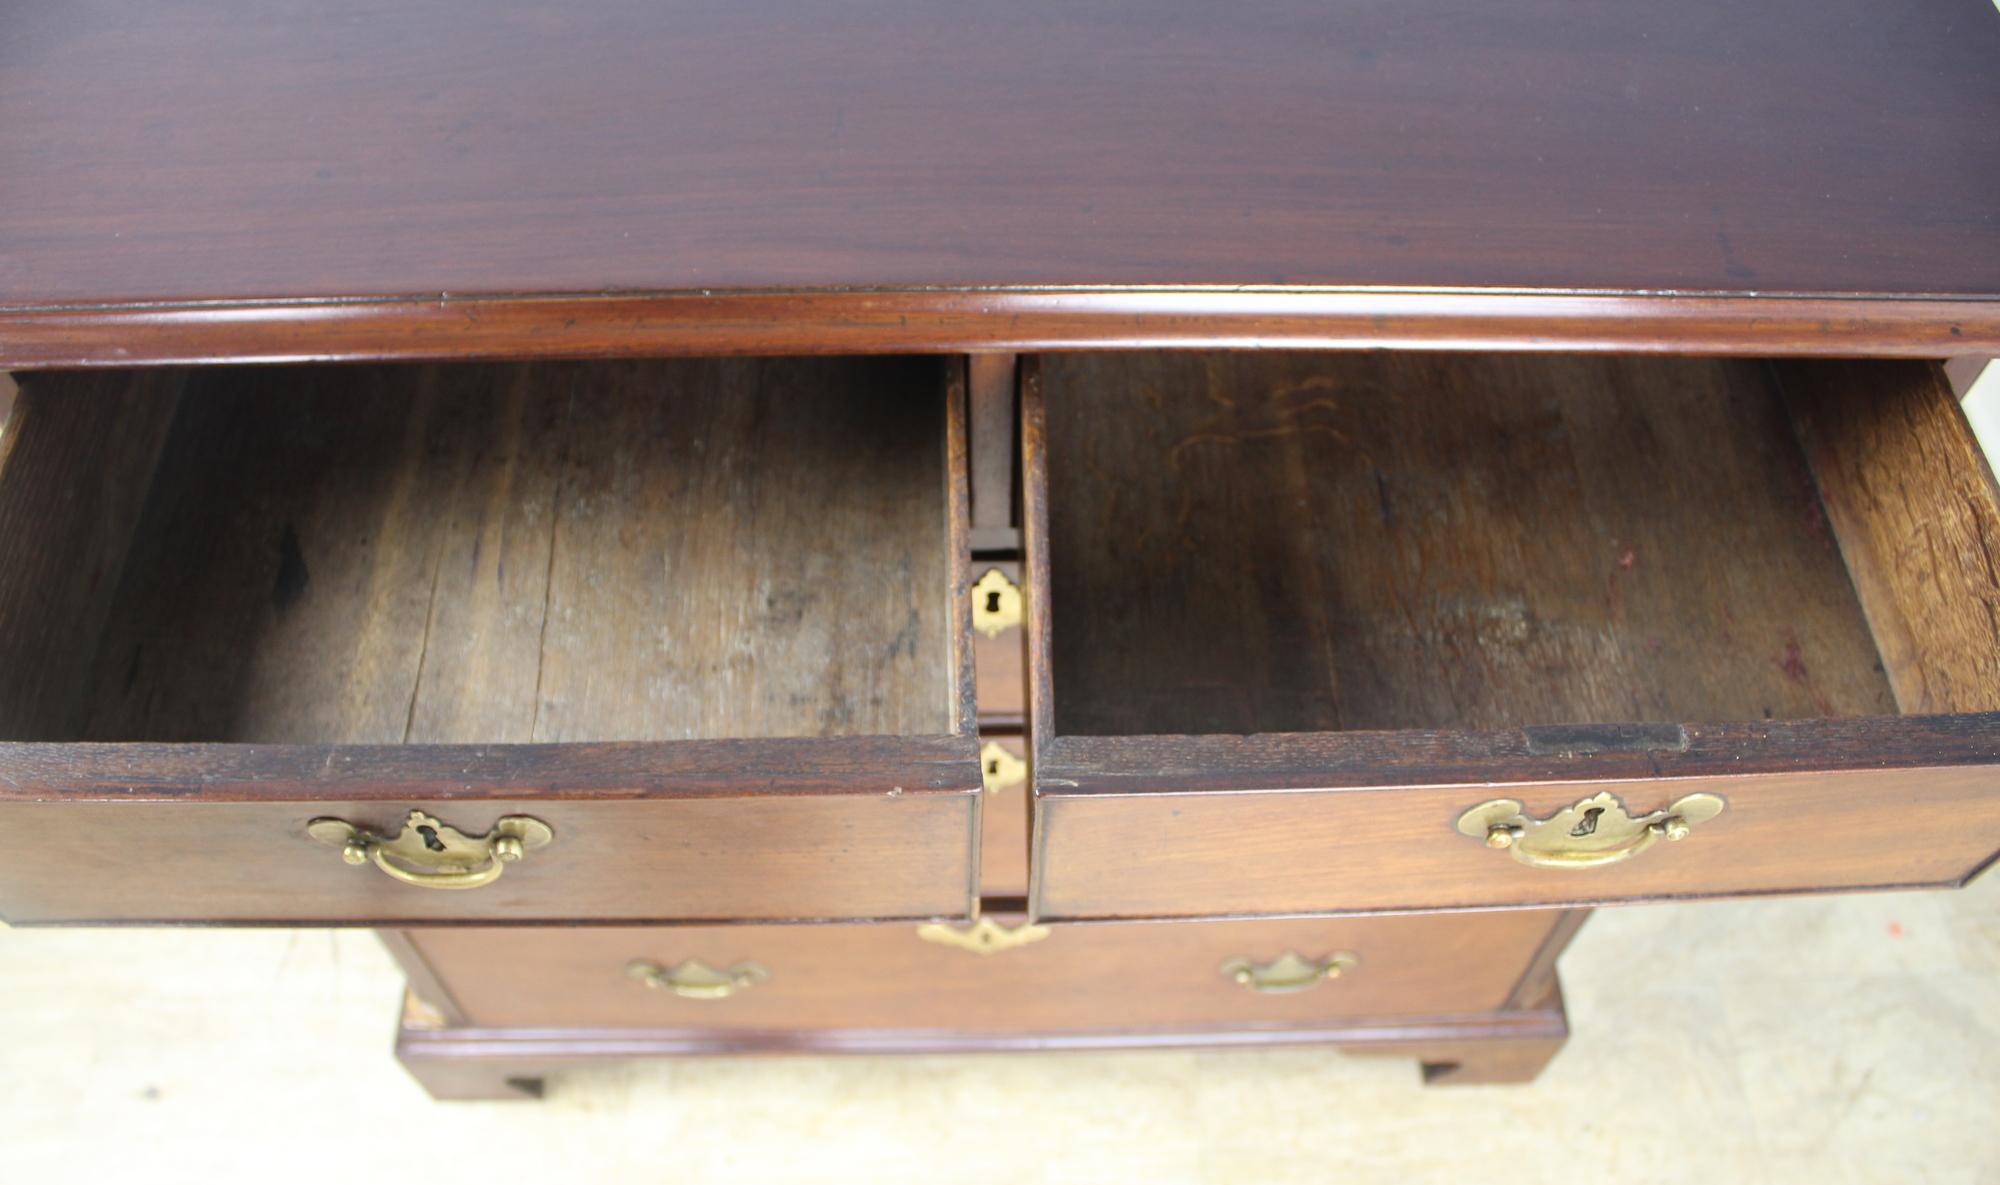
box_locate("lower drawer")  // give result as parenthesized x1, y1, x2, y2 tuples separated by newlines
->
(401, 911, 1565, 1031)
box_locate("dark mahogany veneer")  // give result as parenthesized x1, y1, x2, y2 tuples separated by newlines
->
(2, 0, 1998, 364)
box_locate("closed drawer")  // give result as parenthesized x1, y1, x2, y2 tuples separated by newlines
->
(403, 909, 1565, 1031)
(978, 735, 1030, 898)
(0, 358, 981, 924)
(1024, 354, 2000, 919)
(971, 561, 1026, 728)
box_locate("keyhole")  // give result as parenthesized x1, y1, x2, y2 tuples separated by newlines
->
(416, 824, 446, 852)
(1569, 807, 1604, 838)
(987, 758, 1001, 776)
(985, 590, 1003, 614)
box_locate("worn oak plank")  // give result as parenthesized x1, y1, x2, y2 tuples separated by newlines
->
(0, 372, 187, 741)
(1041, 352, 1893, 736)
(1782, 361, 2000, 715)
(51, 358, 954, 744)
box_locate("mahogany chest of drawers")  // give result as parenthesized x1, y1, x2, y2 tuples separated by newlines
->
(2, 0, 1996, 1099)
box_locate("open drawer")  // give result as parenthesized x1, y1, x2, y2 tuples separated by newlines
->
(0, 358, 981, 924)
(1025, 353, 2000, 920)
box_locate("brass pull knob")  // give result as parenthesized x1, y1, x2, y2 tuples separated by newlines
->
(1455, 791, 1725, 869)
(626, 959, 769, 1000)
(306, 810, 553, 890)
(1221, 950, 1358, 993)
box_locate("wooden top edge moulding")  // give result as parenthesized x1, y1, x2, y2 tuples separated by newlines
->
(2, 290, 1997, 368)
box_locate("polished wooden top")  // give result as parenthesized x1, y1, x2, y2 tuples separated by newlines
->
(2, 0, 1996, 362)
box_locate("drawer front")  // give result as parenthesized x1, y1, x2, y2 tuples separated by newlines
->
(405, 910, 1563, 1031)
(0, 739, 977, 924)
(1033, 719, 2000, 920)
(978, 736, 1031, 897)
(971, 562, 1026, 729)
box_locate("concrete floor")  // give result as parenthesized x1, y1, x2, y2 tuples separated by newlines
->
(2, 870, 1996, 1184)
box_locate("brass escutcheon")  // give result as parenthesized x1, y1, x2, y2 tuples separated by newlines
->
(980, 741, 1028, 793)
(1455, 791, 1725, 869)
(307, 809, 553, 890)
(916, 916, 1051, 955)
(970, 568, 1023, 638)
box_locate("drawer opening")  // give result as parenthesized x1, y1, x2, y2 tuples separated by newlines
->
(0, 356, 985, 925)
(0, 357, 971, 748)
(1023, 351, 2000, 920)
(1037, 352, 1977, 737)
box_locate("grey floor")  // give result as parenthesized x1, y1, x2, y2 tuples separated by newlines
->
(2, 872, 1996, 1183)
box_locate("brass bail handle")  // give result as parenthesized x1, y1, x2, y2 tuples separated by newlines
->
(307, 810, 554, 890)
(627, 959, 769, 1000)
(1456, 791, 1725, 870)
(1221, 950, 1358, 993)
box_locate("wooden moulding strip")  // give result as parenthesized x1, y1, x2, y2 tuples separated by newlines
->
(3, 288, 1997, 368)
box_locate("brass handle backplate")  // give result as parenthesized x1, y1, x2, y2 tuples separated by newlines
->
(307, 810, 553, 890)
(627, 959, 769, 1000)
(1221, 950, 1358, 993)
(1455, 790, 1725, 869)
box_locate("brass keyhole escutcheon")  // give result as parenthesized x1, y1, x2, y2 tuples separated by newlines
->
(916, 917, 1051, 955)
(1457, 791, 1725, 869)
(979, 742, 1027, 794)
(970, 568, 1023, 638)
(307, 810, 553, 890)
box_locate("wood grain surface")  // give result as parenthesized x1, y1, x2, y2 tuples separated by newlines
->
(1041, 352, 1894, 736)
(1782, 361, 2000, 715)
(942, 359, 980, 739)
(0, 371, 186, 741)
(392, 990, 1571, 1099)
(978, 736, 1030, 898)
(966, 355, 1018, 538)
(3, 292, 1995, 369)
(0, 778, 974, 925)
(2, 0, 1996, 362)
(972, 560, 1026, 730)
(405, 910, 1561, 1029)
(11, 357, 954, 744)
(1034, 716, 2000, 918)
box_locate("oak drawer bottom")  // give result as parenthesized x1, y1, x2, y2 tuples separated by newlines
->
(399, 911, 1568, 1032)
